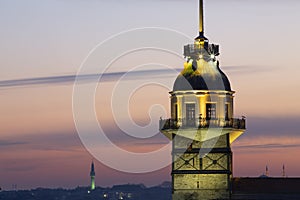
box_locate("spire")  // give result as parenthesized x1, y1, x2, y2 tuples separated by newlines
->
(90, 161, 95, 177)
(265, 165, 269, 176)
(282, 164, 286, 178)
(195, 0, 208, 41)
(199, 0, 204, 36)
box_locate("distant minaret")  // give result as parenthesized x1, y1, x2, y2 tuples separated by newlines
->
(282, 164, 286, 178)
(90, 161, 96, 190)
(265, 165, 269, 176)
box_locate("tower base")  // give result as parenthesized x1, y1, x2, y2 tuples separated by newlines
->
(173, 189, 230, 200)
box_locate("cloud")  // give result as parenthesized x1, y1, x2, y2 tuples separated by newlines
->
(0, 131, 82, 153)
(133, 141, 169, 146)
(224, 65, 277, 74)
(3, 164, 37, 172)
(0, 68, 182, 89)
(0, 125, 170, 157)
(234, 143, 300, 150)
(0, 65, 264, 89)
(231, 116, 300, 141)
(0, 140, 28, 147)
(232, 132, 300, 154)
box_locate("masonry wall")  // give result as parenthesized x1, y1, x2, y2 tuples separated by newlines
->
(172, 134, 232, 200)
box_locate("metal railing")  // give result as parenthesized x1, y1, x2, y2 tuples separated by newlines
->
(159, 117, 246, 130)
(184, 43, 219, 58)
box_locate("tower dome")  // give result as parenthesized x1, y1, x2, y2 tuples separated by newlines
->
(173, 60, 231, 91)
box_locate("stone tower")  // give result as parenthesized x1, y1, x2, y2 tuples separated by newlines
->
(160, 0, 246, 199)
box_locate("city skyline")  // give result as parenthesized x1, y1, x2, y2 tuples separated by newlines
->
(1, 0, 300, 190)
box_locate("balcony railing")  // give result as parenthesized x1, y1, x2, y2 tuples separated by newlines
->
(184, 43, 220, 58)
(159, 117, 246, 130)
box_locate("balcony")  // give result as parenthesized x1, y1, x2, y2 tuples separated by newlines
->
(184, 43, 220, 58)
(159, 117, 246, 130)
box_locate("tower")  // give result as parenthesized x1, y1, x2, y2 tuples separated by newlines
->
(282, 164, 286, 178)
(90, 161, 96, 190)
(159, 1, 246, 199)
(265, 165, 269, 176)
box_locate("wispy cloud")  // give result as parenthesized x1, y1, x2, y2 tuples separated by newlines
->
(0, 68, 181, 89)
(0, 140, 28, 147)
(0, 65, 266, 89)
(0, 131, 81, 152)
(224, 65, 277, 74)
(234, 143, 300, 150)
(232, 134, 300, 154)
(244, 116, 300, 137)
(3, 164, 37, 172)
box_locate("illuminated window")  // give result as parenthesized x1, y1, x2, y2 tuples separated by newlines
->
(186, 104, 195, 126)
(206, 103, 216, 120)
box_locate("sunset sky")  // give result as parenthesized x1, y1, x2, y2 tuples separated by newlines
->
(1, 0, 300, 190)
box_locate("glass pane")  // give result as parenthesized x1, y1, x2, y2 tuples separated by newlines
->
(206, 103, 216, 119)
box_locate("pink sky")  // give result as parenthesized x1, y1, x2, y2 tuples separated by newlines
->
(1, 0, 300, 190)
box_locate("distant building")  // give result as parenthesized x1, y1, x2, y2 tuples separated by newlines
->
(259, 165, 270, 178)
(160, 0, 246, 199)
(232, 177, 300, 199)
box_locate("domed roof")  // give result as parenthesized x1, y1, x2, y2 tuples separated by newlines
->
(173, 60, 231, 91)
(259, 174, 269, 179)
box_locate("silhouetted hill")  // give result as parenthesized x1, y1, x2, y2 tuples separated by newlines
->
(2, 179, 300, 200)
(0, 184, 171, 200)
